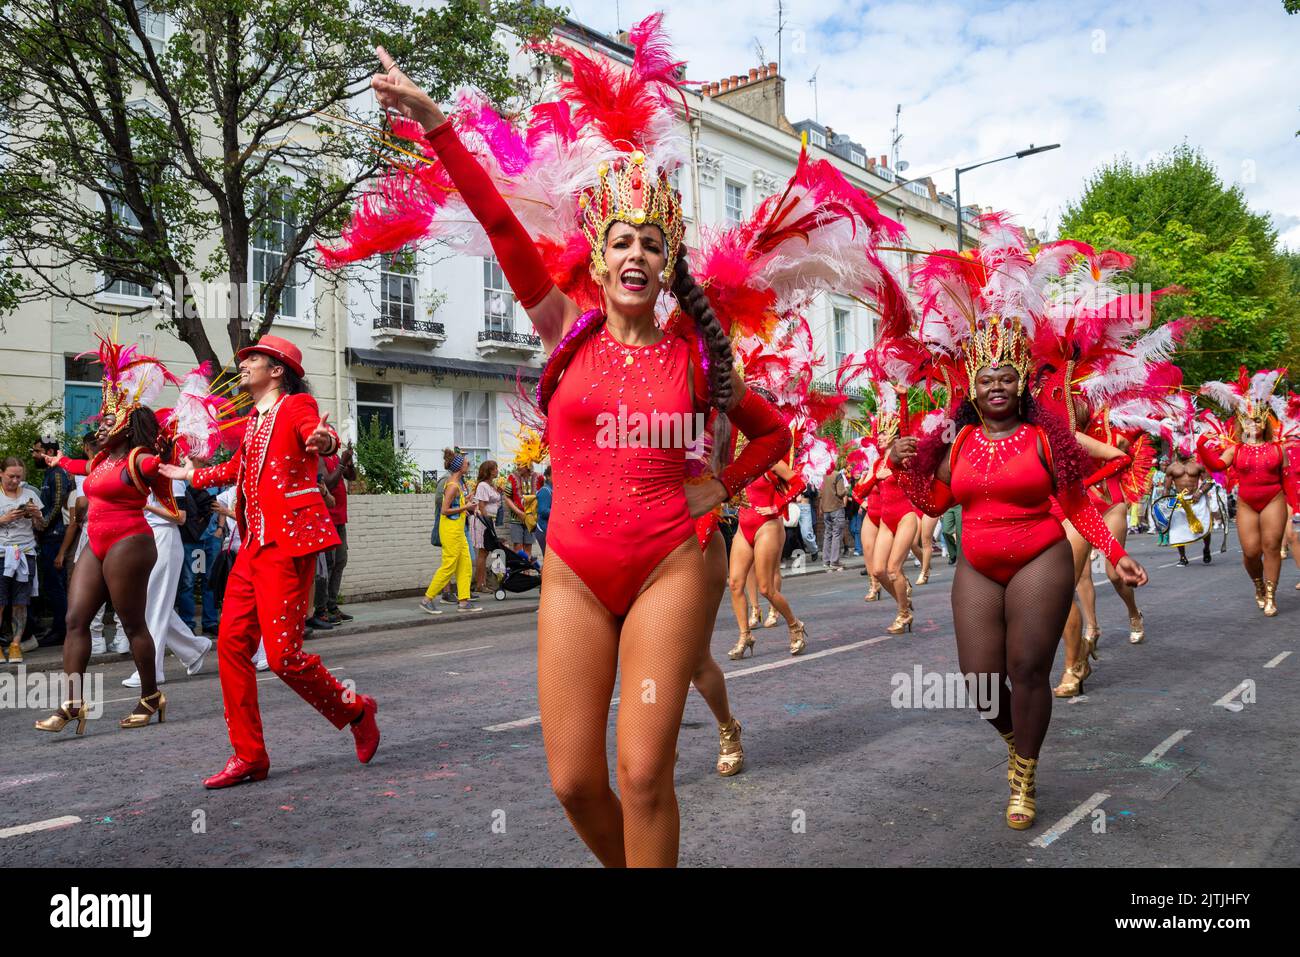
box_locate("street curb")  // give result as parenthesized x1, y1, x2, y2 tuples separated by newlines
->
(5, 559, 849, 674)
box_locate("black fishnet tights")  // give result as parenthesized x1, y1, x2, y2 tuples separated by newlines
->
(950, 539, 1075, 759)
(537, 537, 710, 868)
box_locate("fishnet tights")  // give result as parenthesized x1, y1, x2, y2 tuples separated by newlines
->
(950, 539, 1075, 758)
(537, 537, 710, 867)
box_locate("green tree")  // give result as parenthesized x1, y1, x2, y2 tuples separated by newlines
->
(355, 411, 418, 494)
(0, 0, 560, 368)
(1059, 146, 1300, 384)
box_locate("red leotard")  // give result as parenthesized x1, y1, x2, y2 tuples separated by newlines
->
(738, 474, 781, 546)
(905, 425, 1128, 586)
(1230, 442, 1285, 512)
(879, 470, 919, 535)
(58, 450, 165, 560)
(866, 485, 883, 525)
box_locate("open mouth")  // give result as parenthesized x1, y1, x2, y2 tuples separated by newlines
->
(620, 268, 648, 292)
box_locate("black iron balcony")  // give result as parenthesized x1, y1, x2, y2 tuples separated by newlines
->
(374, 316, 445, 337)
(477, 329, 541, 348)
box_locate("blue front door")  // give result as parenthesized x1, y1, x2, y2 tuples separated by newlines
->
(64, 384, 102, 438)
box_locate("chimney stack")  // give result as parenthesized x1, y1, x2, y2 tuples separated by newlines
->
(768, 61, 778, 76)
(879, 155, 888, 168)
(749, 67, 759, 81)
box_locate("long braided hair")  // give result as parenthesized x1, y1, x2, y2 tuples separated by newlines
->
(671, 256, 735, 412)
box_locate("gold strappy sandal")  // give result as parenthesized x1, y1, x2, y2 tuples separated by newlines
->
(788, 620, 807, 655)
(1006, 754, 1038, 830)
(35, 700, 87, 735)
(999, 730, 1016, 788)
(119, 690, 166, 729)
(728, 632, 755, 660)
(717, 718, 744, 777)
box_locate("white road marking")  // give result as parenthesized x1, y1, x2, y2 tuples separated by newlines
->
(0, 815, 81, 839)
(1264, 652, 1291, 669)
(1140, 729, 1192, 765)
(483, 635, 893, 731)
(1066, 694, 1090, 705)
(1213, 680, 1252, 710)
(1030, 792, 1110, 848)
(0, 771, 61, 792)
(421, 644, 494, 658)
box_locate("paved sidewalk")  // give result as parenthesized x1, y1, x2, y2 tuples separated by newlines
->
(4, 549, 879, 675)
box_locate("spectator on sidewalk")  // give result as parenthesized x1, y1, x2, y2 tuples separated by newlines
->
(1, 458, 46, 662)
(420, 450, 482, 614)
(471, 460, 502, 593)
(312, 445, 357, 625)
(308, 462, 339, 631)
(795, 487, 819, 560)
(819, 464, 849, 570)
(31, 437, 71, 648)
(940, 505, 962, 565)
(535, 466, 552, 558)
(503, 461, 535, 556)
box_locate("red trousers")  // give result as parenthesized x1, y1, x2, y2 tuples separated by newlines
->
(219, 543, 361, 764)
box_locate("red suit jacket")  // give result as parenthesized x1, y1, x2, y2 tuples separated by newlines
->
(192, 392, 340, 557)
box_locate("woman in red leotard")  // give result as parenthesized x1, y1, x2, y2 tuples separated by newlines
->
(35, 349, 179, 734)
(893, 360, 1147, 830)
(853, 460, 884, 601)
(368, 42, 793, 866)
(727, 458, 807, 660)
(1198, 369, 1293, 616)
(867, 396, 922, 635)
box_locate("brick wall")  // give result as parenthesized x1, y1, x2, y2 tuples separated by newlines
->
(341, 493, 440, 602)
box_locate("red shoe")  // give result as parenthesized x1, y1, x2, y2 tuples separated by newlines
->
(350, 695, 380, 764)
(204, 755, 270, 789)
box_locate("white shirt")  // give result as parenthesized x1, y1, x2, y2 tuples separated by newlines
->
(217, 486, 241, 551)
(145, 480, 187, 529)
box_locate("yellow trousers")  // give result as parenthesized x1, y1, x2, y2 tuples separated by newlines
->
(426, 518, 472, 601)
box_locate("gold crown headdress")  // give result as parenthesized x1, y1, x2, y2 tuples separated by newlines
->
(578, 150, 685, 284)
(963, 315, 1034, 396)
(82, 333, 177, 439)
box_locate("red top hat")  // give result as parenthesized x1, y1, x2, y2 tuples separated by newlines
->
(237, 334, 304, 378)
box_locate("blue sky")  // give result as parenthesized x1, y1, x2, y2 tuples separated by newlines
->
(558, 0, 1300, 249)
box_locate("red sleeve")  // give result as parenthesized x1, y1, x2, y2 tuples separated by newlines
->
(425, 121, 555, 310)
(1057, 481, 1127, 567)
(1083, 452, 1131, 488)
(718, 389, 792, 498)
(285, 394, 338, 453)
(56, 456, 88, 477)
(1197, 435, 1229, 472)
(137, 454, 160, 478)
(900, 474, 955, 517)
(852, 474, 877, 503)
(192, 454, 240, 491)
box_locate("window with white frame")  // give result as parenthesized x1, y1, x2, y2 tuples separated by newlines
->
(483, 256, 515, 334)
(380, 251, 417, 327)
(454, 391, 493, 463)
(832, 306, 851, 368)
(251, 183, 301, 320)
(808, 129, 826, 148)
(130, 2, 167, 56)
(724, 181, 745, 225)
(850, 149, 866, 166)
(356, 382, 396, 447)
(99, 161, 152, 301)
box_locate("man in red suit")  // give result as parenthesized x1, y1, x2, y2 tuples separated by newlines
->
(163, 335, 380, 788)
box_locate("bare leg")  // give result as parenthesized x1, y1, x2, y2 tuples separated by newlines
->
(871, 524, 900, 607)
(752, 521, 796, 624)
(101, 535, 161, 711)
(887, 513, 920, 615)
(1257, 494, 1287, 585)
(691, 533, 734, 726)
(727, 533, 756, 635)
(1101, 504, 1140, 619)
(919, 515, 938, 580)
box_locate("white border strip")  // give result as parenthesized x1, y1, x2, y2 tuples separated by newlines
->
(1030, 792, 1110, 848)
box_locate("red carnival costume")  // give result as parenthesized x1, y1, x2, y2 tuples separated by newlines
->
(190, 337, 377, 782)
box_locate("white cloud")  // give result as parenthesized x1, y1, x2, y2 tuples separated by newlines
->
(558, 0, 1300, 249)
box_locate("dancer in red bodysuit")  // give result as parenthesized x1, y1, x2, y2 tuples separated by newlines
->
(36, 337, 179, 734)
(867, 387, 921, 634)
(163, 336, 381, 787)
(883, 217, 1148, 831)
(852, 450, 885, 601)
(1198, 368, 1294, 616)
(727, 456, 807, 660)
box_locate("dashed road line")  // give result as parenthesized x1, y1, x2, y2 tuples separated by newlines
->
(421, 644, 494, 658)
(0, 815, 81, 839)
(1030, 792, 1110, 848)
(1264, 652, 1291, 669)
(1140, 729, 1192, 765)
(1212, 680, 1252, 711)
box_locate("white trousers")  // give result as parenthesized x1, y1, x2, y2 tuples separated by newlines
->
(144, 525, 212, 680)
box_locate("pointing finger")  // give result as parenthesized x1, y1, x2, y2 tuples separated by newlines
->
(376, 45, 396, 71)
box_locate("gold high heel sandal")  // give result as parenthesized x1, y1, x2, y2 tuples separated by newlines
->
(999, 730, 1016, 788)
(747, 606, 761, 629)
(763, 606, 778, 628)
(886, 609, 914, 634)
(35, 700, 87, 735)
(1081, 624, 1102, 660)
(1263, 580, 1279, 617)
(1052, 658, 1091, 698)
(1006, 754, 1038, 830)
(716, 718, 744, 777)
(864, 578, 881, 602)
(1127, 611, 1145, 645)
(119, 690, 166, 729)
(788, 620, 808, 655)
(1253, 578, 1267, 609)
(915, 569, 930, 586)
(728, 632, 755, 660)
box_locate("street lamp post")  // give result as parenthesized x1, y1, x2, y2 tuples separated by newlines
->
(954, 143, 1060, 251)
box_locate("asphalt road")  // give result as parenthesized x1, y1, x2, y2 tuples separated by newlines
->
(1, 533, 1296, 867)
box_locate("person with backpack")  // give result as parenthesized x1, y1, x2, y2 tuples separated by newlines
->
(420, 451, 481, 614)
